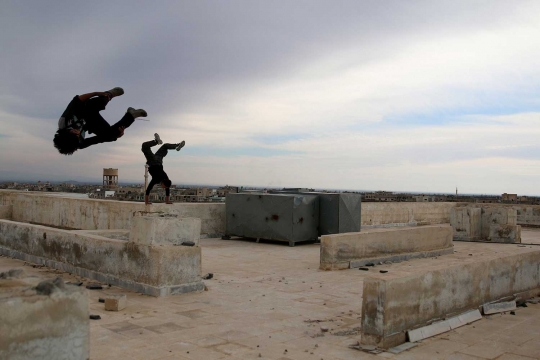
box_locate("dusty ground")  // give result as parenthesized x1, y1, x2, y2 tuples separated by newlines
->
(1, 229, 540, 360)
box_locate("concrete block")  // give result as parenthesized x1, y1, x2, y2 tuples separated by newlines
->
(361, 249, 540, 348)
(320, 225, 453, 270)
(0, 204, 12, 219)
(450, 207, 481, 240)
(483, 300, 517, 315)
(407, 310, 482, 343)
(104, 294, 127, 311)
(489, 224, 521, 243)
(0, 220, 204, 296)
(480, 207, 517, 239)
(0, 270, 89, 360)
(130, 212, 201, 246)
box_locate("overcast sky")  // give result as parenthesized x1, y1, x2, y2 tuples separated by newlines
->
(2, 1, 540, 194)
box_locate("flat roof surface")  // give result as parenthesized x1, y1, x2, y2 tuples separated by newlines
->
(1, 229, 540, 359)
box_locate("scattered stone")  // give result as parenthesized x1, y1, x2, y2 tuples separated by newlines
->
(0, 268, 24, 279)
(258, 353, 261, 357)
(202, 273, 213, 280)
(516, 300, 528, 307)
(359, 267, 369, 271)
(384, 261, 392, 265)
(104, 294, 127, 311)
(510, 311, 516, 315)
(320, 325, 329, 332)
(89, 315, 101, 320)
(365, 263, 375, 267)
(36, 277, 65, 295)
(180, 241, 195, 247)
(469, 254, 473, 256)
(332, 327, 361, 336)
(86, 283, 103, 290)
(379, 270, 388, 273)
(98, 298, 105, 303)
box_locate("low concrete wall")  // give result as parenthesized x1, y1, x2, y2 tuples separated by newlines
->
(320, 225, 453, 270)
(0, 190, 224, 236)
(0, 191, 466, 236)
(361, 248, 540, 348)
(0, 271, 89, 360)
(0, 204, 12, 219)
(451, 206, 521, 243)
(361, 202, 459, 228)
(0, 220, 204, 296)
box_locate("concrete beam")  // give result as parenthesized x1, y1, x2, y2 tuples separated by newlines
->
(320, 225, 453, 270)
(0, 270, 89, 360)
(0, 220, 204, 296)
(130, 213, 201, 246)
(489, 224, 521, 243)
(361, 248, 540, 348)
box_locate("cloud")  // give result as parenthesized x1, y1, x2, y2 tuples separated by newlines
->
(2, 1, 540, 194)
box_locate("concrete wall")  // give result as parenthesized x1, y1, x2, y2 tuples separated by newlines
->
(0, 204, 12, 219)
(0, 272, 89, 360)
(361, 202, 459, 228)
(451, 205, 521, 243)
(361, 249, 540, 348)
(320, 225, 453, 270)
(0, 220, 204, 296)
(0, 190, 224, 237)
(1, 191, 462, 236)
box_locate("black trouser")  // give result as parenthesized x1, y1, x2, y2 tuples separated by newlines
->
(79, 96, 135, 149)
(141, 140, 177, 166)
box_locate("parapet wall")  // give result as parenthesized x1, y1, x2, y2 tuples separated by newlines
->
(1, 191, 464, 234)
(0, 190, 224, 237)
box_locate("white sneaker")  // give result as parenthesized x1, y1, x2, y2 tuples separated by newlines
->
(176, 141, 185, 151)
(127, 107, 147, 118)
(105, 87, 124, 97)
(154, 133, 163, 145)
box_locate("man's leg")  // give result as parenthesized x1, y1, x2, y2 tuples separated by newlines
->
(79, 136, 109, 150)
(141, 140, 158, 164)
(154, 143, 177, 162)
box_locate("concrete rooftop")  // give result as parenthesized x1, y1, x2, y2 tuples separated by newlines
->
(1, 229, 540, 360)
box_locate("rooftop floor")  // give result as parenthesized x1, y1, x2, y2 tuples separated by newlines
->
(1, 229, 540, 360)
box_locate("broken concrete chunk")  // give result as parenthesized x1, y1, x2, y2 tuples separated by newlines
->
(104, 294, 127, 311)
(320, 325, 329, 332)
(202, 273, 214, 280)
(0, 268, 24, 279)
(483, 300, 517, 315)
(89, 315, 101, 320)
(86, 283, 103, 290)
(35, 277, 65, 295)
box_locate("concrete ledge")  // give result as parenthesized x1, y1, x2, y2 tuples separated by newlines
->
(130, 213, 201, 246)
(489, 224, 521, 243)
(0, 272, 89, 359)
(0, 204, 12, 220)
(320, 225, 453, 270)
(361, 248, 540, 348)
(0, 220, 204, 297)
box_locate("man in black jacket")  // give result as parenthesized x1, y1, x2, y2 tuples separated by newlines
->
(53, 87, 147, 155)
(142, 134, 185, 205)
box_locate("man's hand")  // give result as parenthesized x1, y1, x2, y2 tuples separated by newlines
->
(145, 201, 152, 205)
(95, 91, 112, 101)
(166, 201, 173, 205)
(70, 129, 81, 136)
(117, 126, 125, 138)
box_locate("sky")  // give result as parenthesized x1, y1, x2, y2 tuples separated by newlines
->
(2, 1, 540, 194)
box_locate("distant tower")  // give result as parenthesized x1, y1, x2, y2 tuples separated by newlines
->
(456, 187, 458, 197)
(103, 168, 119, 188)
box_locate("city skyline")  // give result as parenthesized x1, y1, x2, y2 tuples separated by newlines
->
(2, 1, 540, 195)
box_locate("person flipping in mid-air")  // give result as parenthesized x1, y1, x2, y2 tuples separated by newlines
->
(142, 133, 185, 205)
(53, 87, 147, 155)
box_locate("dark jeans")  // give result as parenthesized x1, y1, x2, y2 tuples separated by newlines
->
(79, 96, 135, 149)
(141, 141, 177, 166)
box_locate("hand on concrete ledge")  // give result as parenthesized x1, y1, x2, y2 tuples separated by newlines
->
(165, 196, 173, 204)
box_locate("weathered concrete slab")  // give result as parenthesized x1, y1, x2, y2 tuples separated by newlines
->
(489, 224, 521, 243)
(0, 270, 89, 360)
(479, 207, 517, 239)
(0, 204, 12, 220)
(407, 310, 482, 343)
(130, 212, 201, 246)
(361, 248, 540, 348)
(483, 300, 517, 315)
(0, 220, 204, 296)
(387, 342, 418, 354)
(361, 202, 460, 228)
(450, 207, 481, 240)
(320, 225, 453, 270)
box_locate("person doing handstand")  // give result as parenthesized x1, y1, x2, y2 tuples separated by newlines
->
(142, 133, 185, 205)
(53, 87, 147, 155)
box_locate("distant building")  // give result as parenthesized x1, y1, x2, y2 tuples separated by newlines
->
(103, 168, 118, 188)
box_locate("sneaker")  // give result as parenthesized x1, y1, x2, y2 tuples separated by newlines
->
(154, 133, 163, 145)
(127, 107, 147, 119)
(105, 87, 124, 98)
(176, 140, 186, 151)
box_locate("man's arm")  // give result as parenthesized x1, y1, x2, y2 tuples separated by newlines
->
(145, 179, 158, 205)
(165, 187, 173, 204)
